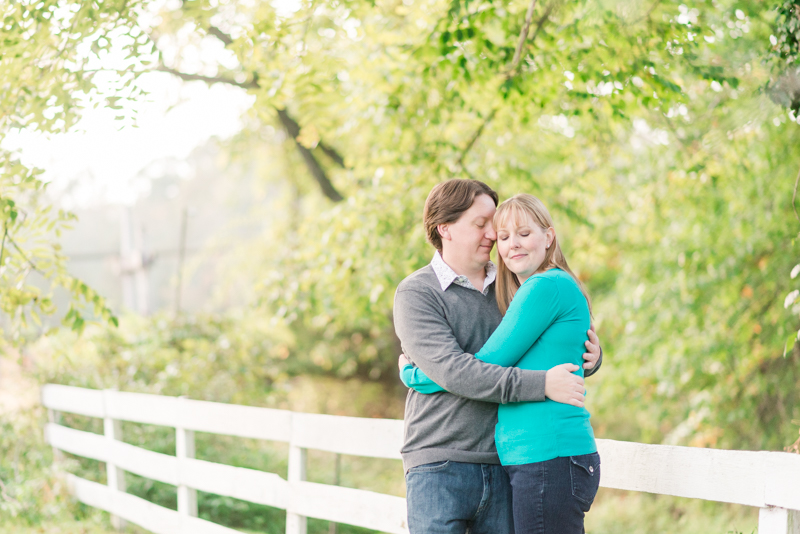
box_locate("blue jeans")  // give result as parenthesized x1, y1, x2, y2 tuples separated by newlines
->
(405, 461, 515, 534)
(504, 453, 601, 534)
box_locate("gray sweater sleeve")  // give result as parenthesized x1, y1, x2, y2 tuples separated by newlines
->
(394, 288, 545, 404)
(585, 348, 603, 377)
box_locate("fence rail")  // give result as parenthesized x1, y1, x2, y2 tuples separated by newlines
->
(42, 384, 800, 534)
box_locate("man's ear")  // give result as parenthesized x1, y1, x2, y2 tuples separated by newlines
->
(437, 223, 451, 242)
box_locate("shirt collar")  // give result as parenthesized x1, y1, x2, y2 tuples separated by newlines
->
(430, 251, 496, 296)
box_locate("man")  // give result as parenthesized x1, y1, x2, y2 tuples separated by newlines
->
(394, 179, 602, 534)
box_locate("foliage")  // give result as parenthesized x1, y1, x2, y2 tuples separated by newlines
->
(26, 311, 405, 534)
(0, 158, 117, 341)
(0, 0, 157, 339)
(0, 406, 84, 525)
(586, 488, 758, 534)
(9, 0, 792, 448)
(767, 0, 800, 113)
(199, 0, 798, 450)
(4, 0, 798, 460)
(32, 311, 293, 403)
(7, 0, 800, 531)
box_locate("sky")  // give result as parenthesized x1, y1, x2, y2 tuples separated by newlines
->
(0, 0, 276, 210)
(1, 0, 311, 210)
(3, 72, 255, 209)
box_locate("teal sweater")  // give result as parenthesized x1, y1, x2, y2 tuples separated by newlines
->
(400, 268, 596, 465)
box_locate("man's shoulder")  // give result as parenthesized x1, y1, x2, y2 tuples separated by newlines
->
(396, 264, 440, 294)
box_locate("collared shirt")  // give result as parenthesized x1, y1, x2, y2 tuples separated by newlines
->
(430, 251, 497, 296)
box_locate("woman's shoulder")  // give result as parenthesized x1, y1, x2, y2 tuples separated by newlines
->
(517, 269, 561, 297)
(523, 268, 581, 295)
(526, 267, 568, 284)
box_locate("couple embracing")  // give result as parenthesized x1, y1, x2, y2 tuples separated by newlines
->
(394, 179, 603, 534)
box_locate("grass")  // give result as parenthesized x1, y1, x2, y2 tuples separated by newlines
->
(1, 513, 117, 534)
(2, 489, 762, 534)
(586, 488, 759, 534)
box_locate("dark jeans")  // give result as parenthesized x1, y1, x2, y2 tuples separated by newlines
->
(405, 460, 515, 534)
(504, 453, 601, 534)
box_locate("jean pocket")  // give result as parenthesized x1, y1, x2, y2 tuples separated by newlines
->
(570, 453, 601, 507)
(406, 460, 451, 474)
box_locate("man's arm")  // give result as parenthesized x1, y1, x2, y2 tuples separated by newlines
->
(399, 328, 603, 391)
(394, 287, 546, 404)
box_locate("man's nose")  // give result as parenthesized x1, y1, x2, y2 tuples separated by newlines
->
(485, 222, 497, 241)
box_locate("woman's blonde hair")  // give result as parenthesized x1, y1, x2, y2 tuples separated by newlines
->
(494, 194, 592, 316)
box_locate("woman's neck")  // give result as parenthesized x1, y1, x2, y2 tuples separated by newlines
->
(516, 265, 553, 285)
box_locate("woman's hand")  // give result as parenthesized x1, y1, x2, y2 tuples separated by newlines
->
(398, 353, 411, 372)
(545, 363, 585, 407)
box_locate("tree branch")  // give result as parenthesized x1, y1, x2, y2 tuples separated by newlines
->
(207, 25, 233, 45)
(8, 235, 45, 275)
(156, 64, 346, 201)
(196, 17, 349, 172)
(508, 0, 539, 76)
(155, 65, 258, 89)
(276, 109, 344, 202)
(527, 0, 557, 55)
(458, 1, 555, 174)
(793, 163, 800, 223)
(629, 0, 663, 25)
(457, 109, 497, 168)
(0, 224, 7, 268)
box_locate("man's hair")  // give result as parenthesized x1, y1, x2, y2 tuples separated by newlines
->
(423, 179, 499, 252)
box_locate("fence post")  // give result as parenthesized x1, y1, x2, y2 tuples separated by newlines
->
(286, 417, 308, 534)
(759, 507, 800, 534)
(176, 396, 198, 519)
(102, 389, 126, 531)
(328, 453, 341, 534)
(47, 409, 64, 463)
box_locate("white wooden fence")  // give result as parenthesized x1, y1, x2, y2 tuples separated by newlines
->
(42, 384, 800, 534)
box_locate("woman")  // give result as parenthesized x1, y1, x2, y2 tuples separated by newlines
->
(399, 194, 600, 534)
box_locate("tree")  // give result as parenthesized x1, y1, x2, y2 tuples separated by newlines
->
(4, 0, 799, 449)
(0, 0, 151, 338)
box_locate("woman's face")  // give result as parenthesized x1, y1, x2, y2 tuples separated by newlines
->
(496, 214, 554, 283)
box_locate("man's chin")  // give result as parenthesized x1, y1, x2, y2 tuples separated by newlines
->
(477, 251, 492, 263)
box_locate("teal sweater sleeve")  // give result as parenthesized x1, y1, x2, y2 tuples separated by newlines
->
(474, 275, 560, 366)
(400, 364, 445, 394)
(401, 274, 560, 394)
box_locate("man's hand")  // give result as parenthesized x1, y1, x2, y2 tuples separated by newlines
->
(545, 363, 585, 407)
(398, 353, 411, 372)
(582, 326, 601, 370)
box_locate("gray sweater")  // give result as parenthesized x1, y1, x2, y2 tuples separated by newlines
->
(394, 264, 600, 471)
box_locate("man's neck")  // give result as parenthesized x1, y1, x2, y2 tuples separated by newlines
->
(441, 249, 487, 291)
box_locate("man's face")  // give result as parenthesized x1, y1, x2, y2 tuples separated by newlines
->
(440, 194, 498, 269)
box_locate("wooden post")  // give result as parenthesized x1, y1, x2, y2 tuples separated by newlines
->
(328, 454, 341, 534)
(176, 396, 198, 518)
(47, 409, 64, 463)
(103, 390, 126, 531)
(759, 507, 800, 534)
(286, 443, 307, 534)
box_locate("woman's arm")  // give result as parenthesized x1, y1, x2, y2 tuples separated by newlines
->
(475, 276, 561, 367)
(400, 364, 446, 394)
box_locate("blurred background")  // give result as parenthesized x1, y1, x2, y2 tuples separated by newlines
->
(1, 0, 799, 532)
